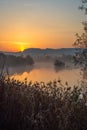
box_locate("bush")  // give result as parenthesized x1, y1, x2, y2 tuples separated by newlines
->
(0, 77, 87, 130)
(54, 59, 65, 67)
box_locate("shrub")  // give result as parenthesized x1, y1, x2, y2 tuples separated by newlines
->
(54, 59, 65, 67)
(0, 76, 87, 130)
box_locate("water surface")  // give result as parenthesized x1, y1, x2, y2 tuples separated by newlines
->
(10, 62, 81, 86)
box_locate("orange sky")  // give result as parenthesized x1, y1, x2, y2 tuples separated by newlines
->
(0, 0, 83, 52)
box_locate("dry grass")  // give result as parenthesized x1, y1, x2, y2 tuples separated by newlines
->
(0, 76, 87, 130)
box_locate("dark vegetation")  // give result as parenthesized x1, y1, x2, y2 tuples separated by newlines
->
(73, 0, 87, 83)
(0, 53, 34, 68)
(74, 0, 87, 76)
(54, 59, 65, 67)
(0, 76, 87, 130)
(34, 54, 73, 63)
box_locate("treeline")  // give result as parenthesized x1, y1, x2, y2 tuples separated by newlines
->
(0, 53, 34, 67)
(34, 54, 73, 63)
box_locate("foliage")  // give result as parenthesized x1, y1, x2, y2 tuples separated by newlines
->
(0, 53, 34, 68)
(74, 0, 87, 81)
(74, 0, 87, 66)
(54, 59, 65, 67)
(0, 76, 87, 130)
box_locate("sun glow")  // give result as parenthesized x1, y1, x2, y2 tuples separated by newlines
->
(14, 41, 30, 52)
(20, 45, 25, 52)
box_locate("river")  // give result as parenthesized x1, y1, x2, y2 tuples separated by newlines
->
(9, 62, 82, 86)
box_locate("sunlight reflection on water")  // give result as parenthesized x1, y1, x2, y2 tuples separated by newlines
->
(10, 62, 82, 86)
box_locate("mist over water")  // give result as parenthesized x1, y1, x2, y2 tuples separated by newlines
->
(9, 62, 81, 86)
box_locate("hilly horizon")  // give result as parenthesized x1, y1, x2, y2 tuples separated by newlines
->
(0, 48, 80, 57)
(0, 47, 76, 53)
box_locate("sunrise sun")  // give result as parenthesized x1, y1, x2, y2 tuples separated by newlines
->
(14, 41, 29, 52)
(20, 45, 25, 52)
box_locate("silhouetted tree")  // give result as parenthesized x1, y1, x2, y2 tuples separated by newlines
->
(0, 53, 7, 76)
(74, 0, 87, 79)
(25, 55, 34, 65)
(54, 59, 65, 67)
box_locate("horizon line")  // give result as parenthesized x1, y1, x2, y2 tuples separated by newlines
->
(0, 47, 77, 53)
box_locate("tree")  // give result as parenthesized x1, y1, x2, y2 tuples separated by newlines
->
(74, 0, 87, 79)
(25, 55, 34, 65)
(54, 59, 65, 67)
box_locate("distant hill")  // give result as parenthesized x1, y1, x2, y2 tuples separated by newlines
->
(1, 48, 81, 57)
(23, 48, 79, 56)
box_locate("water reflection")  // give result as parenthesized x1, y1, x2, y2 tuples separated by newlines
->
(9, 62, 81, 86)
(54, 63, 76, 73)
(9, 65, 34, 75)
(54, 66, 65, 72)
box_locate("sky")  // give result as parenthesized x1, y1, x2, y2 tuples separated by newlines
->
(0, 0, 85, 52)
